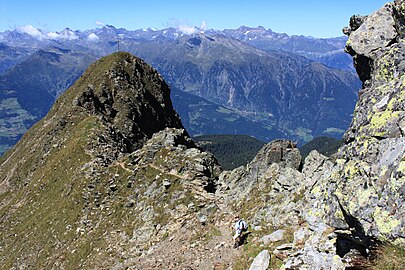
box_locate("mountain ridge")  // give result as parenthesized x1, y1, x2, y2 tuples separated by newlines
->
(0, 27, 361, 155)
(0, 25, 353, 71)
(0, 52, 225, 269)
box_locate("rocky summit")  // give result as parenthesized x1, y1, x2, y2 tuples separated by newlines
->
(1, 1, 405, 270)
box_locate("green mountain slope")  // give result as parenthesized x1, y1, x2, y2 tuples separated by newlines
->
(0, 32, 361, 156)
(299, 136, 343, 158)
(171, 87, 284, 141)
(194, 134, 265, 170)
(0, 47, 96, 154)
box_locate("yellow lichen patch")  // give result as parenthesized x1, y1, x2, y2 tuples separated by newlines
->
(387, 88, 405, 111)
(393, 238, 405, 247)
(358, 137, 375, 156)
(336, 159, 346, 165)
(388, 169, 405, 196)
(380, 166, 389, 178)
(333, 188, 343, 199)
(369, 111, 400, 129)
(358, 188, 377, 207)
(343, 161, 360, 178)
(374, 207, 401, 235)
(375, 54, 395, 83)
(333, 255, 342, 265)
(307, 207, 324, 219)
(311, 185, 321, 195)
(334, 208, 344, 220)
(397, 160, 405, 174)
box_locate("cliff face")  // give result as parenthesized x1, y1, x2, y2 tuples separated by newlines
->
(338, 1, 405, 243)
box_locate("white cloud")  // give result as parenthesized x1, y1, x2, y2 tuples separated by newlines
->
(15, 25, 80, 40)
(166, 18, 208, 35)
(178, 25, 197, 35)
(46, 32, 60, 39)
(16, 25, 44, 39)
(88, 33, 99, 41)
(96, 21, 105, 27)
(166, 18, 196, 35)
(58, 29, 78, 40)
(200, 21, 207, 32)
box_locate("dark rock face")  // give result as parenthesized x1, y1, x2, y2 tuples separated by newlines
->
(74, 52, 184, 152)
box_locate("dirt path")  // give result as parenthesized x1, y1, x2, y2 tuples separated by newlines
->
(127, 203, 243, 270)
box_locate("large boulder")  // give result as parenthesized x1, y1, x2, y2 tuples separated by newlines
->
(249, 250, 270, 270)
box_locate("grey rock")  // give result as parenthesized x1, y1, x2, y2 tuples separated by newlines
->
(249, 250, 270, 270)
(144, 181, 157, 196)
(346, 3, 397, 58)
(293, 228, 309, 246)
(275, 243, 294, 250)
(261, 229, 285, 244)
(253, 226, 262, 231)
(162, 179, 171, 188)
(306, 216, 327, 234)
(284, 245, 345, 270)
(252, 139, 301, 170)
(196, 213, 207, 224)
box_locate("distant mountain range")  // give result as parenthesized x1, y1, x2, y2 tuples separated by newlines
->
(0, 25, 354, 72)
(0, 25, 361, 155)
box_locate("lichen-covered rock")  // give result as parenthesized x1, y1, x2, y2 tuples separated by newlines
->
(338, 0, 405, 246)
(346, 4, 397, 58)
(220, 2, 405, 265)
(218, 139, 306, 227)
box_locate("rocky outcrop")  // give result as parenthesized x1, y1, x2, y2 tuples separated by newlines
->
(74, 52, 184, 153)
(218, 140, 306, 227)
(340, 0, 405, 245)
(1, 2, 404, 268)
(220, 142, 348, 268)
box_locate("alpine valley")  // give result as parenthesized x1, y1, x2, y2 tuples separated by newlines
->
(0, 24, 361, 155)
(0, 1, 405, 269)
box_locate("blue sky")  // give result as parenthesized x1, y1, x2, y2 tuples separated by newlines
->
(0, 0, 389, 37)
